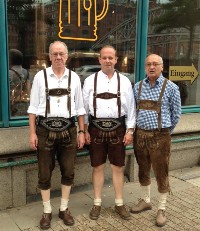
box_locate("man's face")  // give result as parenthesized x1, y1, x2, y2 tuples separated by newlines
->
(145, 54, 163, 81)
(98, 47, 117, 74)
(49, 42, 68, 70)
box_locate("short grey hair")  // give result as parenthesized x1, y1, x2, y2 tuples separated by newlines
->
(146, 53, 163, 64)
(49, 41, 68, 54)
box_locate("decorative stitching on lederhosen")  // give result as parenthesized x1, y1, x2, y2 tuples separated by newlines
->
(40, 69, 72, 145)
(137, 78, 168, 131)
(91, 71, 124, 144)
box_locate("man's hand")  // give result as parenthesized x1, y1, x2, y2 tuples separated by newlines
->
(77, 133, 85, 149)
(85, 130, 91, 145)
(123, 133, 133, 146)
(30, 133, 38, 150)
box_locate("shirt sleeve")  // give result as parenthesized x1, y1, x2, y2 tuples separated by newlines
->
(125, 83, 136, 129)
(27, 72, 41, 115)
(82, 76, 91, 125)
(74, 73, 86, 116)
(169, 84, 182, 134)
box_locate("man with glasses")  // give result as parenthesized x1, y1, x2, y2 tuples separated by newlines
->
(28, 41, 85, 229)
(130, 54, 181, 227)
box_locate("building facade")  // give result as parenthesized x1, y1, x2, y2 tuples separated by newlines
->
(0, 0, 200, 209)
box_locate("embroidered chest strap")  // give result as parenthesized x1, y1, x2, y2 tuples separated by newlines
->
(43, 69, 72, 117)
(137, 78, 168, 131)
(93, 71, 121, 118)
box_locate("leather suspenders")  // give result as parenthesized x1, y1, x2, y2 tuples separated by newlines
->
(137, 78, 168, 131)
(43, 69, 72, 118)
(93, 71, 121, 118)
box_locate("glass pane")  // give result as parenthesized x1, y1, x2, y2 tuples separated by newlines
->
(7, 0, 137, 117)
(147, 0, 200, 106)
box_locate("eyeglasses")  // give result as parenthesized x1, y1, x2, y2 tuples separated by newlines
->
(50, 52, 67, 57)
(145, 62, 163, 67)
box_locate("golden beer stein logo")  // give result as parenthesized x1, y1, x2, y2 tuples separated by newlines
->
(58, 0, 109, 41)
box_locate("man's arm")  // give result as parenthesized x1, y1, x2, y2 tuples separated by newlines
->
(169, 85, 182, 133)
(77, 115, 85, 149)
(29, 113, 38, 150)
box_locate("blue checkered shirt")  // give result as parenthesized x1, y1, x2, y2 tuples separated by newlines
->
(133, 75, 181, 134)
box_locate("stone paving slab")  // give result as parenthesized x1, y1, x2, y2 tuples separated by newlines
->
(1, 167, 200, 231)
(20, 188, 200, 231)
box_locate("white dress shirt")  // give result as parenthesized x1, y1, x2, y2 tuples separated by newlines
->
(28, 66, 85, 118)
(82, 70, 136, 129)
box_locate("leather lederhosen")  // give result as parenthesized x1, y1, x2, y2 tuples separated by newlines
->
(135, 79, 171, 193)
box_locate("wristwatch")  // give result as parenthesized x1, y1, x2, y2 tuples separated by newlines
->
(78, 130, 86, 134)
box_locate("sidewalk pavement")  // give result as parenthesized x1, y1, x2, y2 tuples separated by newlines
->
(1, 166, 200, 231)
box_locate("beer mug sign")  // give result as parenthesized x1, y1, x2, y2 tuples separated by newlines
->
(58, 0, 109, 41)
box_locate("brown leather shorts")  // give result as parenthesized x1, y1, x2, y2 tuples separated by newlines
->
(36, 125, 77, 190)
(88, 125, 126, 167)
(134, 127, 171, 193)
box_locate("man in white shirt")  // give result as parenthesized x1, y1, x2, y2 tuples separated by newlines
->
(28, 41, 85, 230)
(82, 45, 136, 220)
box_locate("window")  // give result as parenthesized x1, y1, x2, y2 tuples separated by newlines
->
(148, 0, 200, 107)
(3, 0, 137, 126)
(0, 0, 138, 127)
(5, 0, 190, 127)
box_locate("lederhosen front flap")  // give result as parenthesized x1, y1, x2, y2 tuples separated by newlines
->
(137, 78, 168, 131)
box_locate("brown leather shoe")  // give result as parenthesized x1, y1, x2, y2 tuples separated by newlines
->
(40, 213, 52, 230)
(115, 205, 130, 220)
(130, 199, 152, 214)
(58, 209, 74, 226)
(89, 205, 101, 220)
(156, 209, 166, 227)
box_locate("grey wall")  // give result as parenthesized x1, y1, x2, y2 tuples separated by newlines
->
(0, 113, 200, 210)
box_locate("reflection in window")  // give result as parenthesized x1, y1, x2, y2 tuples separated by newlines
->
(82, 21, 88, 26)
(7, 0, 137, 116)
(64, 29, 71, 35)
(9, 49, 31, 117)
(148, 0, 200, 106)
(82, 30, 89, 35)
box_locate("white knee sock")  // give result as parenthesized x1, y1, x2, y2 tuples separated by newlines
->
(43, 200, 52, 213)
(115, 199, 123, 206)
(158, 192, 167, 210)
(141, 185, 150, 203)
(60, 198, 69, 211)
(94, 198, 102, 206)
